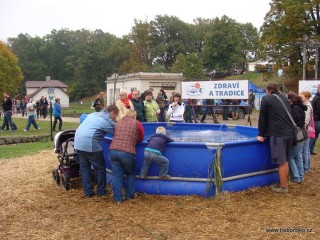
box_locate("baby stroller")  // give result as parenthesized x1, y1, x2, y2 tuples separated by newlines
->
(52, 129, 80, 190)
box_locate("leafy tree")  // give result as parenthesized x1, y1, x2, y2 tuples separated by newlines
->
(0, 41, 24, 95)
(8, 34, 48, 81)
(9, 29, 130, 100)
(201, 16, 244, 73)
(120, 19, 152, 73)
(191, 18, 213, 56)
(64, 29, 130, 99)
(44, 29, 74, 80)
(171, 53, 205, 80)
(238, 23, 259, 69)
(149, 15, 194, 69)
(260, 0, 320, 76)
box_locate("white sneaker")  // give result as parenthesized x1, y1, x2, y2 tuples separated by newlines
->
(24, 129, 28, 131)
(37, 127, 40, 130)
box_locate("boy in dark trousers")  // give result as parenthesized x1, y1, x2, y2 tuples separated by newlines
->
(140, 126, 174, 179)
(53, 98, 63, 131)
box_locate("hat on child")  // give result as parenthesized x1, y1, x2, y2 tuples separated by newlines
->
(156, 126, 166, 135)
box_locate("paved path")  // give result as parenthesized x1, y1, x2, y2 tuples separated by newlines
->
(11, 113, 259, 126)
(197, 113, 259, 127)
(12, 115, 80, 123)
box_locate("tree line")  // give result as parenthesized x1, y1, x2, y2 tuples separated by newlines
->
(2, 0, 320, 100)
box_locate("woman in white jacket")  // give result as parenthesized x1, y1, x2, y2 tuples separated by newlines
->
(166, 93, 185, 122)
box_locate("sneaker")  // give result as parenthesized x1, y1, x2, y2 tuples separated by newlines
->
(311, 152, 317, 155)
(125, 193, 137, 201)
(82, 192, 95, 198)
(271, 185, 288, 193)
(200, 121, 206, 123)
(291, 180, 302, 184)
(37, 127, 40, 130)
(96, 194, 108, 199)
(160, 175, 171, 180)
(24, 129, 28, 132)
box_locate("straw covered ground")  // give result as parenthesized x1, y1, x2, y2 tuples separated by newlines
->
(0, 150, 319, 240)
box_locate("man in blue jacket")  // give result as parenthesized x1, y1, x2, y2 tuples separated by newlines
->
(74, 105, 119, 198)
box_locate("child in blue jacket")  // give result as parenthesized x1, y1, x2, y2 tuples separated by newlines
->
(53, 98, 63, 131)
(140, 126, 174, 179)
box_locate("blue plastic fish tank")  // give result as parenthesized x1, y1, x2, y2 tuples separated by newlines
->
(102, 123, 278, 198)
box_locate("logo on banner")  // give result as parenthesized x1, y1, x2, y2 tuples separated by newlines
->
(185, 82, 203, 96)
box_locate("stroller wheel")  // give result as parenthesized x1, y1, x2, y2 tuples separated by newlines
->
(52, 168, 60, 185)
(61, 173, 70, 191)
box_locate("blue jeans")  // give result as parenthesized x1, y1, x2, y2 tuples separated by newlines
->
(309, 121, 320, 153)
(289, 141, 304, 182)
(77, 150, 106, 197)
(140, 150, 169, 177)
(302, 138, 311, 173)
(108, 150, 136, 202)
(1, 111, 15, 130)
(25, 115, 39, 130)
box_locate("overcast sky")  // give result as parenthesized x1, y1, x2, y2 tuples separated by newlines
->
(0, 0, 271, 42)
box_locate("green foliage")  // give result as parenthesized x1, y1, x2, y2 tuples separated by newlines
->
(150, 15, 194, 69)
(0, 41, 24, 95)
(7, 14, 263, 100)
(201, 16, 259, 72)
(8, 29, 130, 101)
(120, 19, 152, 73)
(191, 18, 213, 56)
(225, 72, 264, 84)
(147, 62, 167, 73)
(260, 0, 320, 77)
(171, 53, 205, 80)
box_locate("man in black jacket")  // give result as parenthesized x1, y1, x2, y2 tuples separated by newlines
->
(130, 90, 146, 122)
(310, 84, 320, 155)
(257, 83, 295, 193)
(1, 92, 16, 131)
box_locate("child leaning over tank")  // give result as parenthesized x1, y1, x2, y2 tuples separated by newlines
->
(140, 126, 174, 179)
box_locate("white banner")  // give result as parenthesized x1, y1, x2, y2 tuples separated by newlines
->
(181, 80, 249, 99)
(298, 80, 320, 100)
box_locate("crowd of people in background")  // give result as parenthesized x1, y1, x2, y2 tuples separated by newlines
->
(100, 88, 250, 124)
(0, 94, 63, 132)
(257, 82, 319, 193)
(0, 95, 50, 119)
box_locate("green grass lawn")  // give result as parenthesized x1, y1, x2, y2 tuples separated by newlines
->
(63, 98, 96, 115)
(0, 116, 80, 137)
(0, 141, 53, 159)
